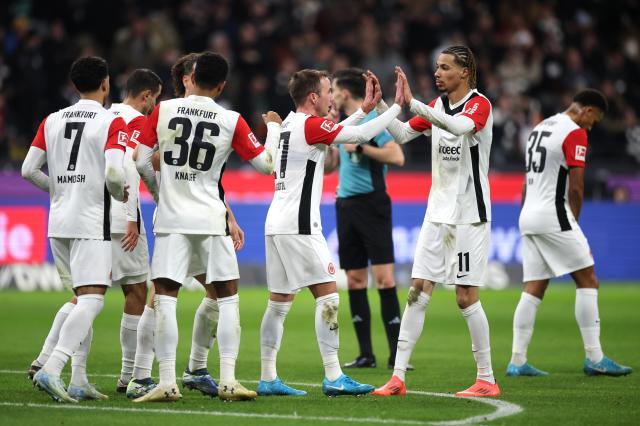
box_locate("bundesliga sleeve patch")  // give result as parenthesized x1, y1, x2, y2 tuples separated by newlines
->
(118, 131, 128, 147)
(320, 119, 338, 133)
(464, 103, 480, 115)
(575, 145, 586, 161)
(248, 132, 261, 148)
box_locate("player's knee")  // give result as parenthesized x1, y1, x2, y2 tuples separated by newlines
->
(346, 273, 367, 289)
(374, 275, 395, 289)
(455, 293, 475, 309)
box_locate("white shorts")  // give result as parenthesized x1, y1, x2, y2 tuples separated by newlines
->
(411, 221, 490, 286)
(50, 238, 111, 288)
(266, 234, 337, 294)
(522, 228, 594, 281)
(151, 233, 239, 284)
(111, 233, 149, 286)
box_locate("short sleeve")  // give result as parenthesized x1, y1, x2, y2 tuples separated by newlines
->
(562, 128, 588, 167)
(105, 117, 128, 151)
(304, 116, 344, 145)
(127, 115, 147, 149)
(460, 96, 491, 132)
(408, 98, 438, 132)
(137, 104, 160, 148)
(231, 115, 265, 161)
(31, 117, 48, 151)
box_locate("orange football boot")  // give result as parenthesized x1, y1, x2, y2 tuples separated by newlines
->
(371, 375, 406, 396)
(455, 379, 501, 397)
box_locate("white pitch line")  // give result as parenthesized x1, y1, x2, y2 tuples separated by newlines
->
(0, 370, 523, 425)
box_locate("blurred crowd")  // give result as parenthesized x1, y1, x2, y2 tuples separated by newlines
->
(1, 0, 639, 196)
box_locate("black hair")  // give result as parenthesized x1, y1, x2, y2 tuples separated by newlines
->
(441, 45, 477, 89)
(573, 89, 608, 113)
(69, 56, 109, 93)
(333, 68, 366, 99)
(125, 68, 162, 97)
(194, 52, 229, 90)
(171, 53, 199, 97)
(288, 69, 329, 107)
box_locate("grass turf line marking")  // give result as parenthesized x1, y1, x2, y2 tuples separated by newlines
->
(1, 370, 523, 425)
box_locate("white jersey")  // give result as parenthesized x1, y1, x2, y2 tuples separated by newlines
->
(408, 90, 493, 224)
(138, 95, 264, 235)
(109, 103, 146, 235)
(266, 112, 345, 235)
(519, 113, 588, 234)
(30, 99, 128, 239)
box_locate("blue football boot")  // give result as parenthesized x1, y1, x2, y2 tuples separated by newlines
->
(506, 362, 549, 376)
(257, 377, 307, 396)
(583, 356, 632, 377)
(33, 370, 78, 403)
(181, 368, 219, 397)
(322, 374, 374, 396)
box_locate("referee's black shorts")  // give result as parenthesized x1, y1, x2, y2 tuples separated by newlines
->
(336, 191, 395, 270)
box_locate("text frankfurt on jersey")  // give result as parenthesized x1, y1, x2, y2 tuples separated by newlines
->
(438, 144, 461, 161)
(176, 107, 217, 120)
(61, 111, 97, 119)
(57, 174, 86, 183)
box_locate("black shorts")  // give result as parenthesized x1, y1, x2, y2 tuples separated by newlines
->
(336, 191, 394, 270)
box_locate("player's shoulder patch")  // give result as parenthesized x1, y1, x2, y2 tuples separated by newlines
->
(320, 119, 339, 133)
(575, 145, 587, 161)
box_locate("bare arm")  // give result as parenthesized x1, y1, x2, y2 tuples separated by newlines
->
(324, 146, 340, 173)
(21, 147, 49, 192)
(568, 167, 584, 220)
(521, 178, 526, 207)
(358, 141, 404, 166)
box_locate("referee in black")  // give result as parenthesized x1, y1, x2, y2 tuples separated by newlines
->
(326, 68, 407, 369)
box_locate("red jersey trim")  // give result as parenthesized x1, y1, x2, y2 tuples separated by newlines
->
(127, 115, 146, 149)
(138, 104, 160, 148)
(408, 98, 438, 132)
(231, 115, 265, 161)
(304, 117, 343, 145)
(105, 117, 128, 152)
(31, 117, 48, 151)
(562, 128, 588, 168)
(460, 96, 491, 132)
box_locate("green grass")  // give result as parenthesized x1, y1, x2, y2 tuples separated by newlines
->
(0, 284, 638, 425)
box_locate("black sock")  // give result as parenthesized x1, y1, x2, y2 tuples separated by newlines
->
(348, 288, 373, 357)
(378, 287, 401, 363)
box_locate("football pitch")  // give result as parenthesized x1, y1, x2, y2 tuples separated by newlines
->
(0, 285, 638, 425)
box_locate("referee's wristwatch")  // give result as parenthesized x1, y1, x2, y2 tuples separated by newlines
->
(356, 144, 364, 154)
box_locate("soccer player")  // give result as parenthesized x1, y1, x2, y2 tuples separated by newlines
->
(22, 56, 128, 402)
(126, 53, 246, 400)
(325, 68, 406, 370)
(373, 46, 500, 397)
(134, 51, 280, 402)
(508, 89, 633, 377)
(108, 68, 162, 393)
(256, 68, 405, 397)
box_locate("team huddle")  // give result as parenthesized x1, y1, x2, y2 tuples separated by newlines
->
(21, 45, 631, 404)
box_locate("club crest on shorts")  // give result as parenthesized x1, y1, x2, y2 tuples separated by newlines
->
(328, 262, 335, 274)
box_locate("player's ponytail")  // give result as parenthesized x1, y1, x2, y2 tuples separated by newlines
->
(441, 45, 477, 89)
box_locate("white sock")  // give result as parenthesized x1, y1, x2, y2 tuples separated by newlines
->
(119, 313, 140, 383)
(36, 302, 75, 366)
(154, 295, 178, 386)
(260, 300, 292, 381)
(70, 327, 92, 387)
(133, 305, 155, 380)
(188, 297, 219, 372)
(43, 294, 104, 377)
(394, 289, 430, 381)
(315, 293, 342, 382)
(575, 288, 604, 363)
(461, 301, 495, 384)
(217, 294, 240, 383)
(511, 292, 541, 366)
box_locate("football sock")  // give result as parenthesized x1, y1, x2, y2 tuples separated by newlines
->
(70, 327, 92, 387)
(133, 305, 155, 380)
(217, 294, 240, 383)
(260, 300, 292, 381)
(348, 288, 373, 357)
(36, 301, 75, 366)
(461, 301, 495, 384)
(44, 294, 104, 377)
(119, 313, 140, 383)
(188, 297, 219, 372)
(315, 293, 342, 381)
(154, 295, 178, 386)
(575, 288, 604, 363)
(510, 292, 541, 366)
(394, 289, 430, 381)
(378, 287, 401, 362)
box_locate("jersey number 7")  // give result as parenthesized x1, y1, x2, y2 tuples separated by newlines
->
(64, 122, 86, 171)
(163, 117, 218, 172)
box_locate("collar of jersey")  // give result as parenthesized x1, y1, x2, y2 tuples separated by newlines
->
(186, 94, 216, 103)
(446, 89, 477, 110)
(76, 99, 102, 107)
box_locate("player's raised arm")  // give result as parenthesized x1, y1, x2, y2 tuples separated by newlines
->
(135, 104, 160, 203)
(105, 116, 129, 202)
(21, 117, 50, 192)
(230, 113, 280, 175)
